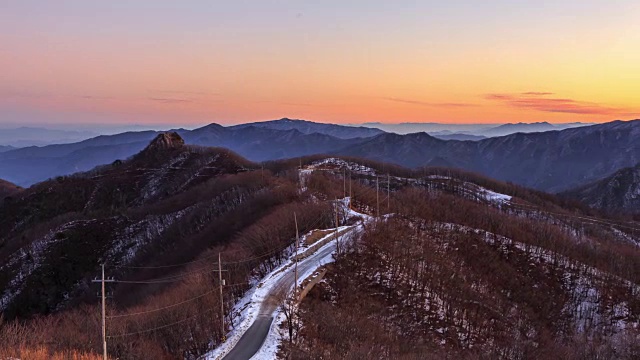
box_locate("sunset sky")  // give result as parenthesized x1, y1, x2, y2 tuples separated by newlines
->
(1, 0, 639, 127)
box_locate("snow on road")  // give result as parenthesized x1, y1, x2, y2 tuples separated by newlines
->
(204, 200, 369, 360)
(250, 229, 361, 360)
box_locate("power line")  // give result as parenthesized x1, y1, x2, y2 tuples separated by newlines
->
(112, 212, 330, 271)
(108, 289, 217, 318)
(96, 207, 337, 346)
(111, 267, 227, 285)
(107, 308, 216, 338)
(508, 203, 640, 232)
(108, 221, 330, 285)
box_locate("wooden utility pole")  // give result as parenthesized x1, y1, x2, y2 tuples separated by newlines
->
(348, 169, 352, 209)
(101, 264, 107, 360)
(376, 176, 380, 217)
(298, 158, 303, 191)
(343, 168, 346, 199)
(387, 173, 390, 212)
(218, 253, 224, 341)
(91, 264, 114, 360)
(334, 198, 340, 256)
(294, 212, 299, 301)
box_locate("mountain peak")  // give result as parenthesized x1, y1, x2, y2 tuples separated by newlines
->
(145, 132, 184, 151)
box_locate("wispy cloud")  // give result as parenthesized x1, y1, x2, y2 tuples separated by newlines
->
(521, 91, 554, 96)
(151, 90, 218, 96)
(80, 95, 114, 100)
(485, 93, 625, 115)
(148, 97, 194, 104)
(383, 97, 478, 108)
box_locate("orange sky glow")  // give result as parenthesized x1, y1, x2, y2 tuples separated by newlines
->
(1, 1, 639, 126)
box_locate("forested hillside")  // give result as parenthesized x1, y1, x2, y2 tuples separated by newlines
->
(562, 163, 640, 215)
(1, 139, 639, 359)
(282, 163, 640, 359)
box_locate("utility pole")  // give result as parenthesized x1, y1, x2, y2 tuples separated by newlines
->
(376, 176, 380, 218)
(298, 158, 302, 191)
(294, 212, 299, 301)
(101, 264, 107, 360)
(91, 264, 114, 360)
(218, 253, 225, 341)
(334, 198, 340, 256)
(387, 173, 390, 212)
(348, 169, 352, 209)
(343, 167, 346, 199)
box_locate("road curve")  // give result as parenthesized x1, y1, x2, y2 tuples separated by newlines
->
(222, 235, 340, 360)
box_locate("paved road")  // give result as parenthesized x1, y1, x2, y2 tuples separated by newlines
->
(222, 235, 341, 360)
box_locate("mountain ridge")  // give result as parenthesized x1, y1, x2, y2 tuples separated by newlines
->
(336, 119, 640, 192)
(230, 117, 385, 139)
(561, 163, 640, 214)
(1, 119, 639, 195)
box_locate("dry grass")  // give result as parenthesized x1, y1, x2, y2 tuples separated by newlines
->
(0, 346, 103, 360)
(304, 229, 333, 246)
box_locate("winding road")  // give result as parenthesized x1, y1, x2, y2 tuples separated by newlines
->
(222, 232, 343, 360)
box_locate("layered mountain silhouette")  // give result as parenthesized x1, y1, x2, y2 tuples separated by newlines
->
(230, 117, 385, 139)
(360, 121, 589, 136)
(0, 127, 97, 147)
(431, 133, 487, 141)
(0, 124, 361, 186)
(1, 119, 638, 194)
(337, 120, 640, 192)
(477, 121, 587, 137)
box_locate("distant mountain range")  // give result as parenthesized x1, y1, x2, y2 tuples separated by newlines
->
(0, 146, 15, 153)
(337, 120, 640, 192)
(182, 123, 363, 160)
(360, 121, 590, 136)
(561, 163, 640, 214)
(1, 119, 638, 197)
(431, 134, 487, 141)
(359, 122, 495, 134)
(477, 121, 588, 137)
(0, 122, 366, 186)
(0, 127, 97, 147)
(231, 118, 385, 139)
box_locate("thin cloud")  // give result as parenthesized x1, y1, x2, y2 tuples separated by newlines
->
(521, 91, 554, 96)
(148, 97, 194, 104)
(152, 90, 218, 96)
(383, 97, 478, 108)
(79, 95, 114, 100)
(485, 93, 625, 115)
